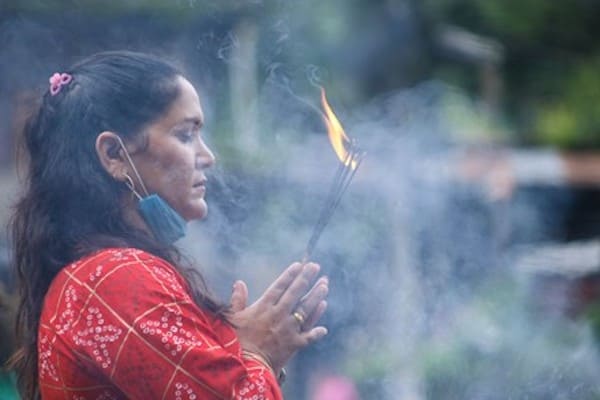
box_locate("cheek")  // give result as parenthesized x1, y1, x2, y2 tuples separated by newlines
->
(140, 137, 196, 192)
(154, 150, 194, 190)
(162, 161, 191, 183)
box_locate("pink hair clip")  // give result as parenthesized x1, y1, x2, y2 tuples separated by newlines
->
(49, 72, 72, 96)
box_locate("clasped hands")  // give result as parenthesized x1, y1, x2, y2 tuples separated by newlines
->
(229, 261, 329, 374)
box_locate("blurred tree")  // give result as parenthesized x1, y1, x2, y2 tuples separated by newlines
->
(422, 0, 600, 148)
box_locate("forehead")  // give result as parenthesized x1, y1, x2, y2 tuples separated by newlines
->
(153, 76, 204, 128)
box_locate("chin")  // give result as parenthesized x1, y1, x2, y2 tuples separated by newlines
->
(182, 201, 208, 221)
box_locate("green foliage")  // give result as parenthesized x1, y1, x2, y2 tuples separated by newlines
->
(0, 0, 252, 15)
(583, 299, 600, 346)
(535, 56, 600, 148)
(424, 0, 600, 148)
(477, 0, 545, 36)
(343, 271, 600, 398)
(421, 276, 600, 398)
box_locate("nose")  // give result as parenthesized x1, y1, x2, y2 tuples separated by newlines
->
(195, 137, 215, 169)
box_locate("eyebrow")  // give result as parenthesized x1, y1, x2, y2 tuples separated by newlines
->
(179, 117, 204, 128)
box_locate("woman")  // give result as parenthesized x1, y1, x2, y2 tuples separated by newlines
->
(10, 51, 329, 399)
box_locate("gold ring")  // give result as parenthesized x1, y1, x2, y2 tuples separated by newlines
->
(292, 311, 305, 325)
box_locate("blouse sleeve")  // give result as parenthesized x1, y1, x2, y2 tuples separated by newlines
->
(48, 248, 282, 400)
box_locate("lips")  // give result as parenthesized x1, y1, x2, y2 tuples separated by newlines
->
(192, 180, 207, 193)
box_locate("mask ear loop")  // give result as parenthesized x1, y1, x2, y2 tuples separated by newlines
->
(123, 173, 143, 201)
(114, 135, 150, 198)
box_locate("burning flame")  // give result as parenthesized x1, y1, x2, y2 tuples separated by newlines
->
(320, 87, 357, 170)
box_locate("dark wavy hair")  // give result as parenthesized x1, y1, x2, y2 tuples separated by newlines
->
(9, 51, 225, 400)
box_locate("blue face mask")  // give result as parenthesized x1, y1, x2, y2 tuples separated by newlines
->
(138, 194, 187, 244)
(115, 136, 187, 244)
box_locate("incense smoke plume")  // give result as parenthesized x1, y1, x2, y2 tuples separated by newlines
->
(2, 3, 600, 399)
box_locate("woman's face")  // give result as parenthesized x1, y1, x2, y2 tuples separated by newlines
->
(128, 76, 215, 221)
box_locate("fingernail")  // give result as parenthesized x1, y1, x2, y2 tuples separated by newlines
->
(287, 264, 301, 277)
(318, 286, 328, 297)
(304, 263, 319, 275)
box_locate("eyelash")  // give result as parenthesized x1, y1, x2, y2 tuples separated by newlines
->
(177, 129, 199, 143)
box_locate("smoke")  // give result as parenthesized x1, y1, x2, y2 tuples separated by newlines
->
(182, 77, 600, 399)
(2, 2, 600, 399)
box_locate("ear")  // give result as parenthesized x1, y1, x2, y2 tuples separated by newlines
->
(95, 131, 128, 181)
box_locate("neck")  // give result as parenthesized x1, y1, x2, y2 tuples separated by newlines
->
(122, 197, 152, 237)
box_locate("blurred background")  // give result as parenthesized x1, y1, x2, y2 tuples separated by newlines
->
(2, 0, 600, 399)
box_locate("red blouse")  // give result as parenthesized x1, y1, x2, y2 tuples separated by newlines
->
(38, 248, 283, 400)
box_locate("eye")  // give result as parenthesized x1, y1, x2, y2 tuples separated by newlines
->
(175, 128, 197, 143)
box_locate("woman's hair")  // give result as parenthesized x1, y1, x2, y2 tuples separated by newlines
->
(10, 51, 225, 400)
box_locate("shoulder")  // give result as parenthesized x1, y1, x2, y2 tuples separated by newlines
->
(70, 247, 169, 271)
(67, 247, 178, 280)
(41, 248, 198, 336)
(46, 248, 189, 308)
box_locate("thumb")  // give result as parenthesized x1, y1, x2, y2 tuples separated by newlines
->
(303, 326, 328, 346)
(230, 280, 248, 312)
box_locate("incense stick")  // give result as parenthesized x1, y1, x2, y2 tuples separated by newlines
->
(302, 142, 365, 262)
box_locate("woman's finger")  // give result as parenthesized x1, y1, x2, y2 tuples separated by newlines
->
(260, 262, 304, 305)
(275, 263, 320, 313)
(301, 300, 328, 331)
(229, 280, 248, 312)
(300, 325, 328, 346)
(293, 277, 328, 327)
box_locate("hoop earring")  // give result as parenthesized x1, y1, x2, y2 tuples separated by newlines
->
(123, 172, 143, 201)
(114, 135, 149, 197)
